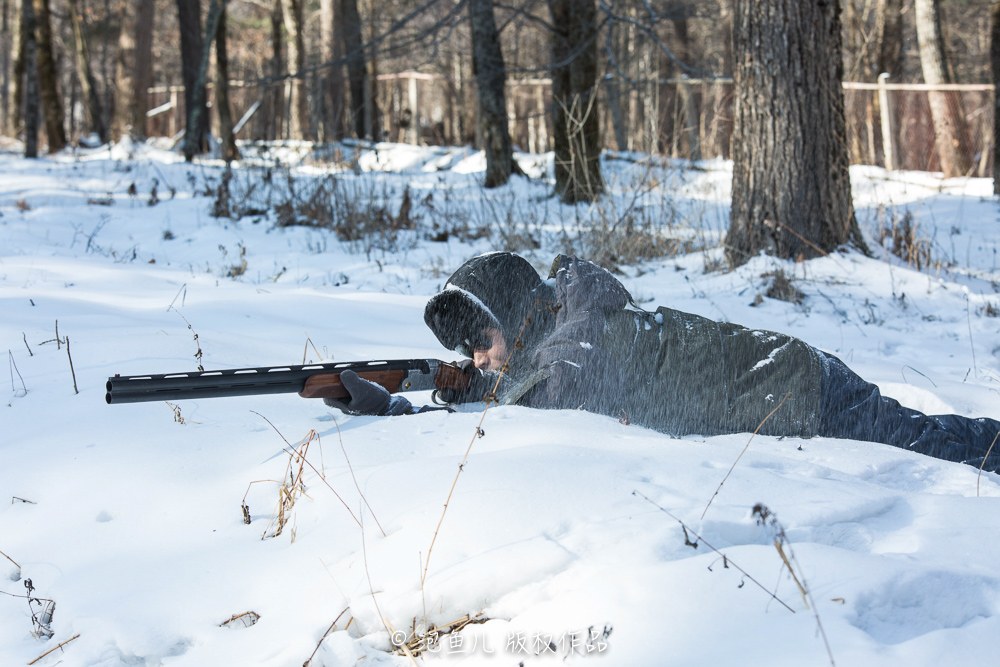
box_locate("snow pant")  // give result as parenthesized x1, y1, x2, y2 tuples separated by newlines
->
(818, 353, 1000, 473)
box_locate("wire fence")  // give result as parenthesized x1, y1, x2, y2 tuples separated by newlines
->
(144, 76, 996, 176)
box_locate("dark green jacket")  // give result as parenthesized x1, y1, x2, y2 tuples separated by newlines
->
(505, 255, 827, 437)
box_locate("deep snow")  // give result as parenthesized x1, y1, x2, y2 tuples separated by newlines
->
(1, 139, 999, 667)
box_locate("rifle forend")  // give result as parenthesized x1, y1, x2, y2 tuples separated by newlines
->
(105, 359, 469, 405)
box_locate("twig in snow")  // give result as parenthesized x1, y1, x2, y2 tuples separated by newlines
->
(633, 490, 795, 613)
(361, 507, 391, 639)
(250, 412, 361, 529)
(22, 333, 32, 356)
(702, 392, 791, 519)
(330, 413, 385, 537)
(169, 307, 204, 371)
(167, 283, 188, 311)
(901, 365, 937, 388)
(1, 547, 20, 569)
(65, 336, 79, 395)
(303, 606, 350, 667)
(8, 351, 27, 396)
(27, 633, 80, 664)
(11, 497, 36, 504)
(977, 432, 999, 497)
(752, 504, 834, 666)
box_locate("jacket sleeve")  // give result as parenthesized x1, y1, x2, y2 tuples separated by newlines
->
(513, 256, 631, 415)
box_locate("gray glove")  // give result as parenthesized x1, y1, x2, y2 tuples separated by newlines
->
(323, 370, 412, 416)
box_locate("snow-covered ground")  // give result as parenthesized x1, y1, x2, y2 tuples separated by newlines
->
(1, 139, 999, 667)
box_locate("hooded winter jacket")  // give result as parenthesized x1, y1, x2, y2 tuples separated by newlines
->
(425, 253, 1000, 471)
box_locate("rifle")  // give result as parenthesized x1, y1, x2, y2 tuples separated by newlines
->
(105, 359, 470, 405)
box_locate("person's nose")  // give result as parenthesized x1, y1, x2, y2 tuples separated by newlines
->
(473, 350, 489, 369)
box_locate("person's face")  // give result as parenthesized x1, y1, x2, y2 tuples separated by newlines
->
(472, 327, 508, 371)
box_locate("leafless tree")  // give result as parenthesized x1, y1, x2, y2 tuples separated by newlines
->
(176, 0, 206, 151)
(21, 0, 38, 157)
(34, 0, 65, 152)
(915, 0, 971, 177)
(113, 0, 155, 142)
(68, 0, 107, 144)
(470, 0, 517, 187)
(183, 0, 225, 161)
(547, 0, 603, 203)
(216, 0, 239, 162)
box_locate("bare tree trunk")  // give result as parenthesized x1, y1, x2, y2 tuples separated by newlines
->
(320, 0, 344, 141)
(113, 0, 154, 141)
(605, 18, 628, 152)
(547, 0, 603, 203)
(726, 0, 866, 266)
(21, 0, 37, 156)
(280, 0, 306, 139)
(991, 0, 1000, 194)
(1, 0, 11, 135)
(176, 0, 205, 148)
(33, 0, 65, 152)
(876, 0, 904, 79)
(67, 0, 107, 144)
(915, 0, 971, 177)
(469, 0, 515, 187)
(182, 0, 224, 161)
(215, 0, 238, 162)
(263, 0, 283, 140)
(673, 17, 700, 161)
(340, 0, 365, 138)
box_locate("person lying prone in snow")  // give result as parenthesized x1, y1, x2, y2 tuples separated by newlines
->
(325, 252, 1000, 473)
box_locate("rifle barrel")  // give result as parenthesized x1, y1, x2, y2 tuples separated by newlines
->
(106, 359, 435, 404)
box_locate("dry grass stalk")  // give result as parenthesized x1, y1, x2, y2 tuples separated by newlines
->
(330, 415, 385, 537)
(386, 618, 421, 667)
(420, 301, 550, 588)
(27, 633, 80, 665)
(8, 350, 27, 396)
(302, 606, 350, 667)
(165, 401, 201, 425)
(977, 432, 999, 497)
(250, 412, 361, 529)
(701, 393, 791, 519)
(753, 504, 834, 666)
(1, 547, 20, 570)
(634, 490, 795, 613)
(219, 611, 260, 628)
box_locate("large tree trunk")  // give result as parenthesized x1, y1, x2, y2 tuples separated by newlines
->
(21, 0, 38, 156)
(33, 0, 65, 152)
(67, 0, 107, 144)
(182, 0, 224, 161)
(113, 0, 154, 141)
(1, 0, 12, 135)
(340, 0, 366, 139)
(915, 0, 971, 177)
(547, 0, 603, 204)
(215, 0, 238, 162)
(280, 0, 307, 139)
(726, 0, 866, 267)
(991, 0, 1000, 195)
(469, 0, 515, 187)
(176, 0, 205, 149)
